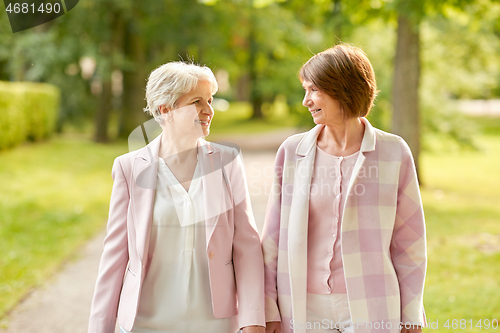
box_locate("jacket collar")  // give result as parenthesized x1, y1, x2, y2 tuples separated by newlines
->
(295, 117, 376, 157)
(359, 117, 376, 152)
(198, 138, 219, 155)
(137, 133, 162, 163)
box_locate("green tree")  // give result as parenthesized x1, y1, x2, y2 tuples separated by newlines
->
(388, 0, 476, 180)
(391, 1, 423, 178)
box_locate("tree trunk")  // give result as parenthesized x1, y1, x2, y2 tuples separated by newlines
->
(332, 0, 342, 41)
(248, 9, 263, 119)
(251, 94, 263, 120)
(94, 80, 112, 142)
(236, 74, 250, 101)
(392, 14, 421, 182)
(118, 23, 149, 138)
(93, 11, 124, 142)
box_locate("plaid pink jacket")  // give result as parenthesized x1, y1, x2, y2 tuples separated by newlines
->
(261, 118, 427, 333)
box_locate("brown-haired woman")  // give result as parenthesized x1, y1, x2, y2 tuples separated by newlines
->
(262, 44, 427, 333)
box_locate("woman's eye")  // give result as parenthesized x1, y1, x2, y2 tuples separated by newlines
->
(193, 100, 199, 104)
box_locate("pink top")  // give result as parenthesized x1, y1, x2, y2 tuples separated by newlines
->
(307, 146, 359, 294)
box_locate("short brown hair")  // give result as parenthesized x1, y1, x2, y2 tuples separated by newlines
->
(299, 44, 377, 118)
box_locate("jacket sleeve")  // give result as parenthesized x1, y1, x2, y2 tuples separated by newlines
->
(261, 145, 285, 323)
(88, 157, 130, 333)
(227, 150, 266, 329)
(390, 138, 427, 327)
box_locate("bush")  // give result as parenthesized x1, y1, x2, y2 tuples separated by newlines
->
(0, 81, 60, 150)
(0, 83, 26, 149)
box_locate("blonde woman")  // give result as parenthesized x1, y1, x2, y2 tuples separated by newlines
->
(89, 62, 265, 333)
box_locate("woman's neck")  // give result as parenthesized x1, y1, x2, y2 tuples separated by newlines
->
(317, 117, 364, 156)
(159, 130, 199, 164)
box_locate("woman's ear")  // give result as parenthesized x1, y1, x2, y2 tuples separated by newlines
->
(159, 105, 169, 114)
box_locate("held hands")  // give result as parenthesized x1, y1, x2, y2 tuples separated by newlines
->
(242, 325, 265, 333)
(265, 321, 281, 333)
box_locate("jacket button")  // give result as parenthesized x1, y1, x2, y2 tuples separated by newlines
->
(208, 251, 215, 259)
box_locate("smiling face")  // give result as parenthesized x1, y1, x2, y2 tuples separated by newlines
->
(161, 80, 215, 138)
(302, 80, 343, 126)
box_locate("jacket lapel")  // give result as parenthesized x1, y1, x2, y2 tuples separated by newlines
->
(288, 125, 323, 332)
(132, 134, 161, 267)
(341, 118, 377, 222)
(198, 139, 224, 247)
(338, 118, 377, 324)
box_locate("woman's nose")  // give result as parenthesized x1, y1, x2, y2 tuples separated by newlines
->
(202, 102, 214, 117)
(302, 93, 310, 107)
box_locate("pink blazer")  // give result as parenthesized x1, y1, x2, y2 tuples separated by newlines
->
(262, 118, 427, 333)
(88, 134, 265, 333)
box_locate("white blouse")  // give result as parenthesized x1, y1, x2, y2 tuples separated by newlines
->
(123, 156, 236, 333)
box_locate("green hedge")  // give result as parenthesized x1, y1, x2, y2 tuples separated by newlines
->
(0, 81, 60, 150)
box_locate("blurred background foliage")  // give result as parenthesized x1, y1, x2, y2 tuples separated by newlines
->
(0, 0, 498, 147)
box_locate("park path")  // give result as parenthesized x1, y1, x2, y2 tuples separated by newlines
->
(0, 128, 298, 333)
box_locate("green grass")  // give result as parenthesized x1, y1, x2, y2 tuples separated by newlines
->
(0, 135, 128, 320)
(421, 120, 500, 331)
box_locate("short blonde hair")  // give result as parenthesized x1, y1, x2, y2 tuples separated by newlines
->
(144, 61, 218, 123)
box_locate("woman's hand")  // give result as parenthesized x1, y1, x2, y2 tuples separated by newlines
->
(265, 321, 281, 333)
(242, 325, 265, 333)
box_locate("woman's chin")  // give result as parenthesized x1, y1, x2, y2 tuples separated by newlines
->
(312, 117, 323, 125)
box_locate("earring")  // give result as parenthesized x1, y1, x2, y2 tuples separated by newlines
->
(164, 111, 173, 123)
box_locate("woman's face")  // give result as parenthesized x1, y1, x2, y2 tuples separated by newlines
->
(302, 80, 343, 125)
(162, 80, 215, 138)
